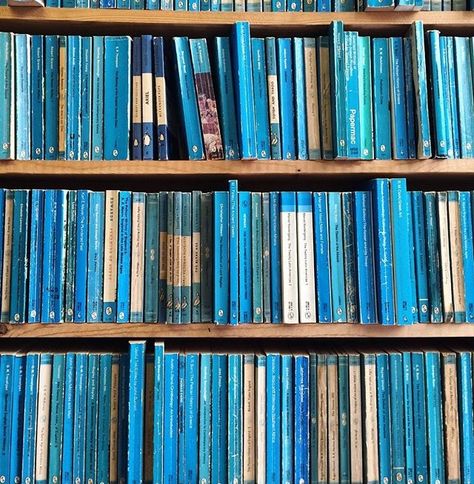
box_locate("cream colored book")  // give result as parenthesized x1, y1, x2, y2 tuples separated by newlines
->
(304, 38, 321, 160)
(438, 192, 454, 322)
(103, 190, 119, 321)
(243, 353, 256, 484)
(1, 191, 13, 322)
(348, 351, 363, 484)
(130, 192, 145, 322)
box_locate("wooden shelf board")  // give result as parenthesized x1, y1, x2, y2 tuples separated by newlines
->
(2, 159, 474, 178)
(1, 8, 474, 35)
(1, 322, 474, 338)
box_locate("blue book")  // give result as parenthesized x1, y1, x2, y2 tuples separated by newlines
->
(460, 192, 474, 322)
(118, 354, 129, 484)
(338, 354, 350, 483)
(439, 36, 454, 159)
(358, 36, 374, 161)
(229, 180, 239, 324)
(141, 35, 155, 160)
(177, 354, 186, 484)
(411, 352, 428, 484)
(74, 190, 89, 323)
(328, 192, 346, 322)
(0, 33, 14, 160)
(403, 38, 417, 159)
(294, 353, 309, 484)
(164, 352, 179, 484)
(97, 354, 112, 484)
(199, 353, 212, 482)
(200, 193, 213, 323)
(228, 354, 242, 483)
(281, 354, 294, 483)
(411, 192, 430, 323)
(313, 192, 332, 322)
(214, 37, 240, 160)
(390, 352, 406, 483)
(211, 354, 228, 484)
(252, 38, 271, 159)
(81, 37, 92, 160)
(144, 193, 159, 323)
(389, 37, 408, 159)
(153, 37, 169, 160)
(457, 351, 473, 482)
(390, 179, 417, 324)
(62, 353, 76, 483)
(73, 353, 88, 484)
(181, 192, 192, 324)
(166, 193, 174, 324)
(10, 189, 29, 324)
(239, 191, 252, 324)
(232, 22, 258, 160)
(342, 192, 358, 322)
(271, 0, 285, 12)
(65, 191, 77, 323)
(266, 353, 281, 483)
(447, 37, 460, 158)
(214, 191, 229, 324)
(159, 192, 168, 322)
(92, 36, 104, 160)
(173, 37, 204, 160)
(329, 21, 347, 159)
(128, 341, 146, 484)
(0, 191, 3, 315)
(265, 38, 282, 160)
(370, 179, 395, 325)
(85, 354, 99, 484)
(153, 343, 165, 483)
(402, 352, 415, 484)
(262, 193, 271, 322)
(172, 192, 183, 324)
(9, 354, 25, 484)
(132, 37, 142, 160)
(66, 36, 81, 160)
(184, 353, 199, 482)
(48, 354, 66, 484)
(21, 353, 40, 484)
(104, 36, 131, 160)
(345, 31, 360, 159)
(376, 352, 391, 484)
(277, 38, 296, 160)
(117, 191, 132, 322)
(294, 38, 308, 160)
(316, 0, 329, 10)
(252, 192, 263, 323)
(15, 34, 31, 161)
(424, 192, 443, 322)
(269, 192, 282, 323)
(354, 191, 377, 323)
(31, 35, 44, 160)
(87, 192, 105, 322)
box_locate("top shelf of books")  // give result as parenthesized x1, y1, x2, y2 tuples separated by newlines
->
(1, 8, 474, 36)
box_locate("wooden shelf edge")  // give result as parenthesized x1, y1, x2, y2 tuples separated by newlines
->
(1, 322, 474, 338)
(1, 159, 474, 177)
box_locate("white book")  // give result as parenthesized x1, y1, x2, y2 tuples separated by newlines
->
(304, 38, 321, 160)
(8, 0, 44, 6)
(243, 354, 256, 484)
(1, 191, 13, 322)
(297, 192, 316, 323)
(35, 354, 53, 482)
(234, 0, 245, 10)
(280, 192, 299, 324)
(447, 192, 465, 321)
(348, 352, 363, 484)
(317, 353, 328, 483)
(130, 192, 145, 322)
(438, 192, 454, 322)
(327, 354, 339, 484)
(255, 354, 266, 484)
(109, 355, 120, 483)
(103, 190, 119, 320)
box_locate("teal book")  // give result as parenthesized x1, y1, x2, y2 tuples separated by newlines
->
(85, 354, 100, 484)
(97, 354, 112, 484)
(228, 354, 242, 483)
(144, 193, 160, 323)
(251, 192, 263, 323)
(199, 353, 212, 482)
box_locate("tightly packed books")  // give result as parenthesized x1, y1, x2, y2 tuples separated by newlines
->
(1, 22, 473, 161)
(1, 178, 474, 325)
(0, 341, 472, 483)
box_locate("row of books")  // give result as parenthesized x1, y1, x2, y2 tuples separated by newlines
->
(2, 21, 474, 162)
(1, 178, 474, 325)
(0, 342, 472, 483)
(4, 0, 474, 10)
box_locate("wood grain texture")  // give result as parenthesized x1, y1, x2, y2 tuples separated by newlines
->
(0, 8, 474, 36)
(1, 322, 474, 338)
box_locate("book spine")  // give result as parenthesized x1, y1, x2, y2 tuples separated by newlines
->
(200, 193, 213, 322)
(97, 354, 113, 484)
(213, 191, 229, 324)
(318, 36, 333, 159)
(0, 33, 14, 160)
(460, 192, 474, 321)
(132, 37, 142, 160)
(128, 342, 146, 484)
(294, 38, 308, 160)
(58, 36, 67, 160)
(280, 192, 299, 323)
(1, 191, 13, 323)
(304, 38, 321, 159)
(117, 354, 129, 483)
(178, 354, 186, 483)
(87, 192, 105, 323)
(403, 352, 416, 484)
(281, 355, 294, 482)
(9, 354, 24, 484)
(27, 190, 43, 323)
(184, 353, 199, 482)
(243, 354, 255, 483)
(458, 352, 474, 482)
(439, 36, 454, 158)
(66, 36, 81, 160)
(104, 36, 131, 160)
(80, 37, 92, 160)
(239, 192, 252, 323)
(338, 355, 350, 483)
(345, 31, 360, 159)
(390, 352, 406, 482)
(252, 193, 264, 323)
(232, 22, 258, 160)
(447, 37, 460, 158)
(228, 354, 243, 483)
(438, 191, 454, 322)
(278, 38, 296, 160)
(265, 37, 282, 160)
(62, 353, 75, 483)
(348, 354, 363, 484)
(31, 35, 44, 160)
(153, 343, 164, 483)
(103, 190, 119, 322)
(74, 191, 89, 322)
(270, 192, 282, 323)
(376, 353, 391, 484)
(358, 36, 374, 160)
(181, 192, 192, 324)
(64, 191, 77, 322)
(144, 193, 159, 323)
(144, 353, 154, 484)
(317, 354, 328, 483)
(342, 192, 358, 322)
(85, 354, 99, 484)
(173, 37, 205, 160)
(252, 38, 271, 159)
(403, 38, 417, 159)
(163, 352, 179, 483)
(255, 354, 266, 482)
(294, 354, 310, 483)
(214, 37, 240, 160)
(152, 37, 168, 160)
(266, 353, 281, 483)
(262, 193, 271, 323)
(313, 192, 332, 323)
(309, 354, 317, 484)
(172, 192, 183, 324)
(198, 353, 212, 481)
(130, 192, 145, 322)
(229, 180, 239, 324)
(39, 190, 54, 323)
(91, 36, 104, 160)
(158, 192, 168, 322)
(141, 35, 155, 160)
(117, 191, 132, 322)
(15, 34, 31, 161)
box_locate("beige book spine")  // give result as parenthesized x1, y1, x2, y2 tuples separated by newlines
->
(182, 208, 192, 318)
(327, 355, 339, 483)
(349, 354, 363, 483)
(304, 39, 321, 160)
(438, 192, 454, 322)
(109, 356, 120, 483)
(243, 354, 256, 484)
(1, 192, 13, 322)
(363, 354, 379, 484)
(103, 190, 119, 318)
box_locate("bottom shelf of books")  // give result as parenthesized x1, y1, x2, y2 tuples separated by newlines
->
(0, 340, 470, 483)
